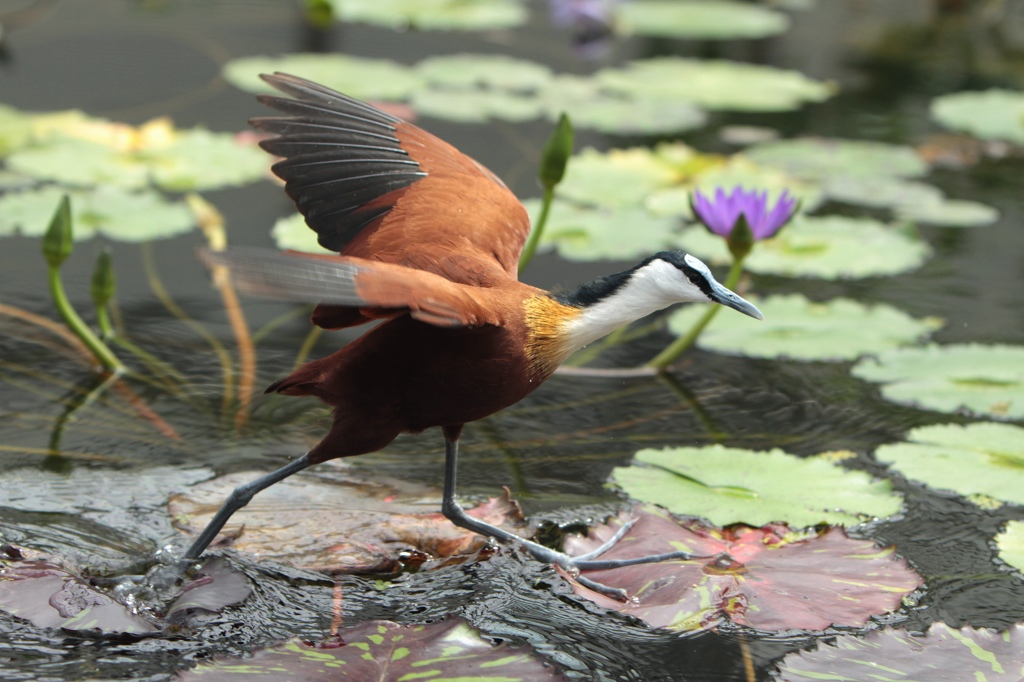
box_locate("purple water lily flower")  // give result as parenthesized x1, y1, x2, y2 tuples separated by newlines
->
(692, 187, 798, 241)
(549, 0, 620, 58)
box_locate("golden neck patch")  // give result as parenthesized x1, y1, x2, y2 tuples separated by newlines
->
(523, 295, 580, 376)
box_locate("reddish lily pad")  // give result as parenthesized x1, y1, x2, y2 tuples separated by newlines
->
(0, 555, 250, 634)
(776, 622, 1024, 681)
(166, 558, 252, 616)
(177, 618, 567, 681)
(561, 509, 922, 633)
(171, 469, 529, 572)
(0, 558, 159, 634)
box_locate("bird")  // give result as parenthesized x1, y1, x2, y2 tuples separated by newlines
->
(184, 73, 764, 595)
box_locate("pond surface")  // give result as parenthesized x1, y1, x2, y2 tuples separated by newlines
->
(1, 1, 1023, 680)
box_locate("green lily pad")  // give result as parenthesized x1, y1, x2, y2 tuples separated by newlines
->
(776, 622, 1024, 682)
(745, 137, 929, 179)
(823, 176, 942, 210)
(896, 196, 1000, 227)
(270, 213, 331, 253)
(556, 146, 683, 210)
(874, 422, 1024, 506)
(416, 53, 551, 91)
(931, 89, 1024, 145)
(579, 151, 820, 218)
(667, 294, 943, 361)
(611, 446, 903, 528)
(224, 54, 425, 100)
(680, 215, 931, 279)
(178, 619, 566, 681)
(996, 521, 1024, 574)
(851, 344, 1024, 420)
(616, 0, 790, 40)
(0, 186, 194, 242)
(411, 88, 542, 122)
(541, 76, 707, 135)
(596, 58, 833, 112)
(150, 128, 269, 192)
(8, 137, 149, 189)
(529, 199, 681, 262)
(0, 104, 34, 155)
(564, 511, 921, 633)
(323, 0, 528, 31)
(6, 127, 266, 192)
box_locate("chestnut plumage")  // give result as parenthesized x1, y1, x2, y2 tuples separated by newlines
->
(185, 74, 763, 596)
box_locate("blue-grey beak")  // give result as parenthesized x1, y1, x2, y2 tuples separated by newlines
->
(709, 281, 764, 321)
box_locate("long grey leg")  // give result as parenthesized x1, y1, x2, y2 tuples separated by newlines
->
(181, 452, 315, 563)
(438, 434, 701, 598)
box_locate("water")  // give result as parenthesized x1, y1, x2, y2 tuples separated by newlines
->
(1, 1, 1023, 680)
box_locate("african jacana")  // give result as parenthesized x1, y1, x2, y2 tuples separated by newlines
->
(185, 74, 763, 594)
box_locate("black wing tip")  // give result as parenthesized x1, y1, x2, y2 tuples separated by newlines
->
(255, 72, 401, 123)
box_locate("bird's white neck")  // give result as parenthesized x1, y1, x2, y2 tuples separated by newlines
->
(561, 258, 709, 352)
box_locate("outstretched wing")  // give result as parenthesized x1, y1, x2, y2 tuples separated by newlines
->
(201, 247, 506, 329)
(252, 73, 531, 286)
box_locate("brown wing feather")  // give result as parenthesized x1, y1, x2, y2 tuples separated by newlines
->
(201, 247, 507, 329)
(254, 73, 531, 286)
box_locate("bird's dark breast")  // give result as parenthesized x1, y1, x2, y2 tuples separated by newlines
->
(303, 316, 545, 449)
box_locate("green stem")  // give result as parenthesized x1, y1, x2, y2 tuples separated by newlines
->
(518, 185, 554, 274)
(48, 266, 125, 374)
(95, 304, 115, 340)
(647, 257, 746, 370)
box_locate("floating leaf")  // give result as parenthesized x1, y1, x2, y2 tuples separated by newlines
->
(562, 510, 921, 632)
(324, 0, 528, 31)
(6, 121, 266, 192)
(528, 199, 681, 262)
(270, 213, 332, 253)
(411, 88, 542, 122)
(224, 54, 425, 100)
(166, 559, 252, 616)
(824, 177, 997, 226)
(776, 622, 1024, 681)
(931, 89, 1024, 145)
(179, 618, 565, 680)
(874, 422, 1024, 507)
(148, 128, 270, 191)
(616, 0, 790, 40)
(996, 521, 1024, 574)
(822, 176, 942, 209)
(416, 53, 552, 91)
(668, 294, 943, 361)
(852, 344, 1024, 420)
(556, 146, 682, 209)
(596, 58, 833, 112)
(8, 137, 150, 188)
(896, 196, 1000, 227)
(0, 559, 158, 634)
(540, 76, 707, 135)
(171, 470, 528, 572)
(680, 215, 931, 278)
(0, 186, 194, 242)
(745, 137, 929, 179)
(0, 104, 34, 155)
(611, 446, 902, 528)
